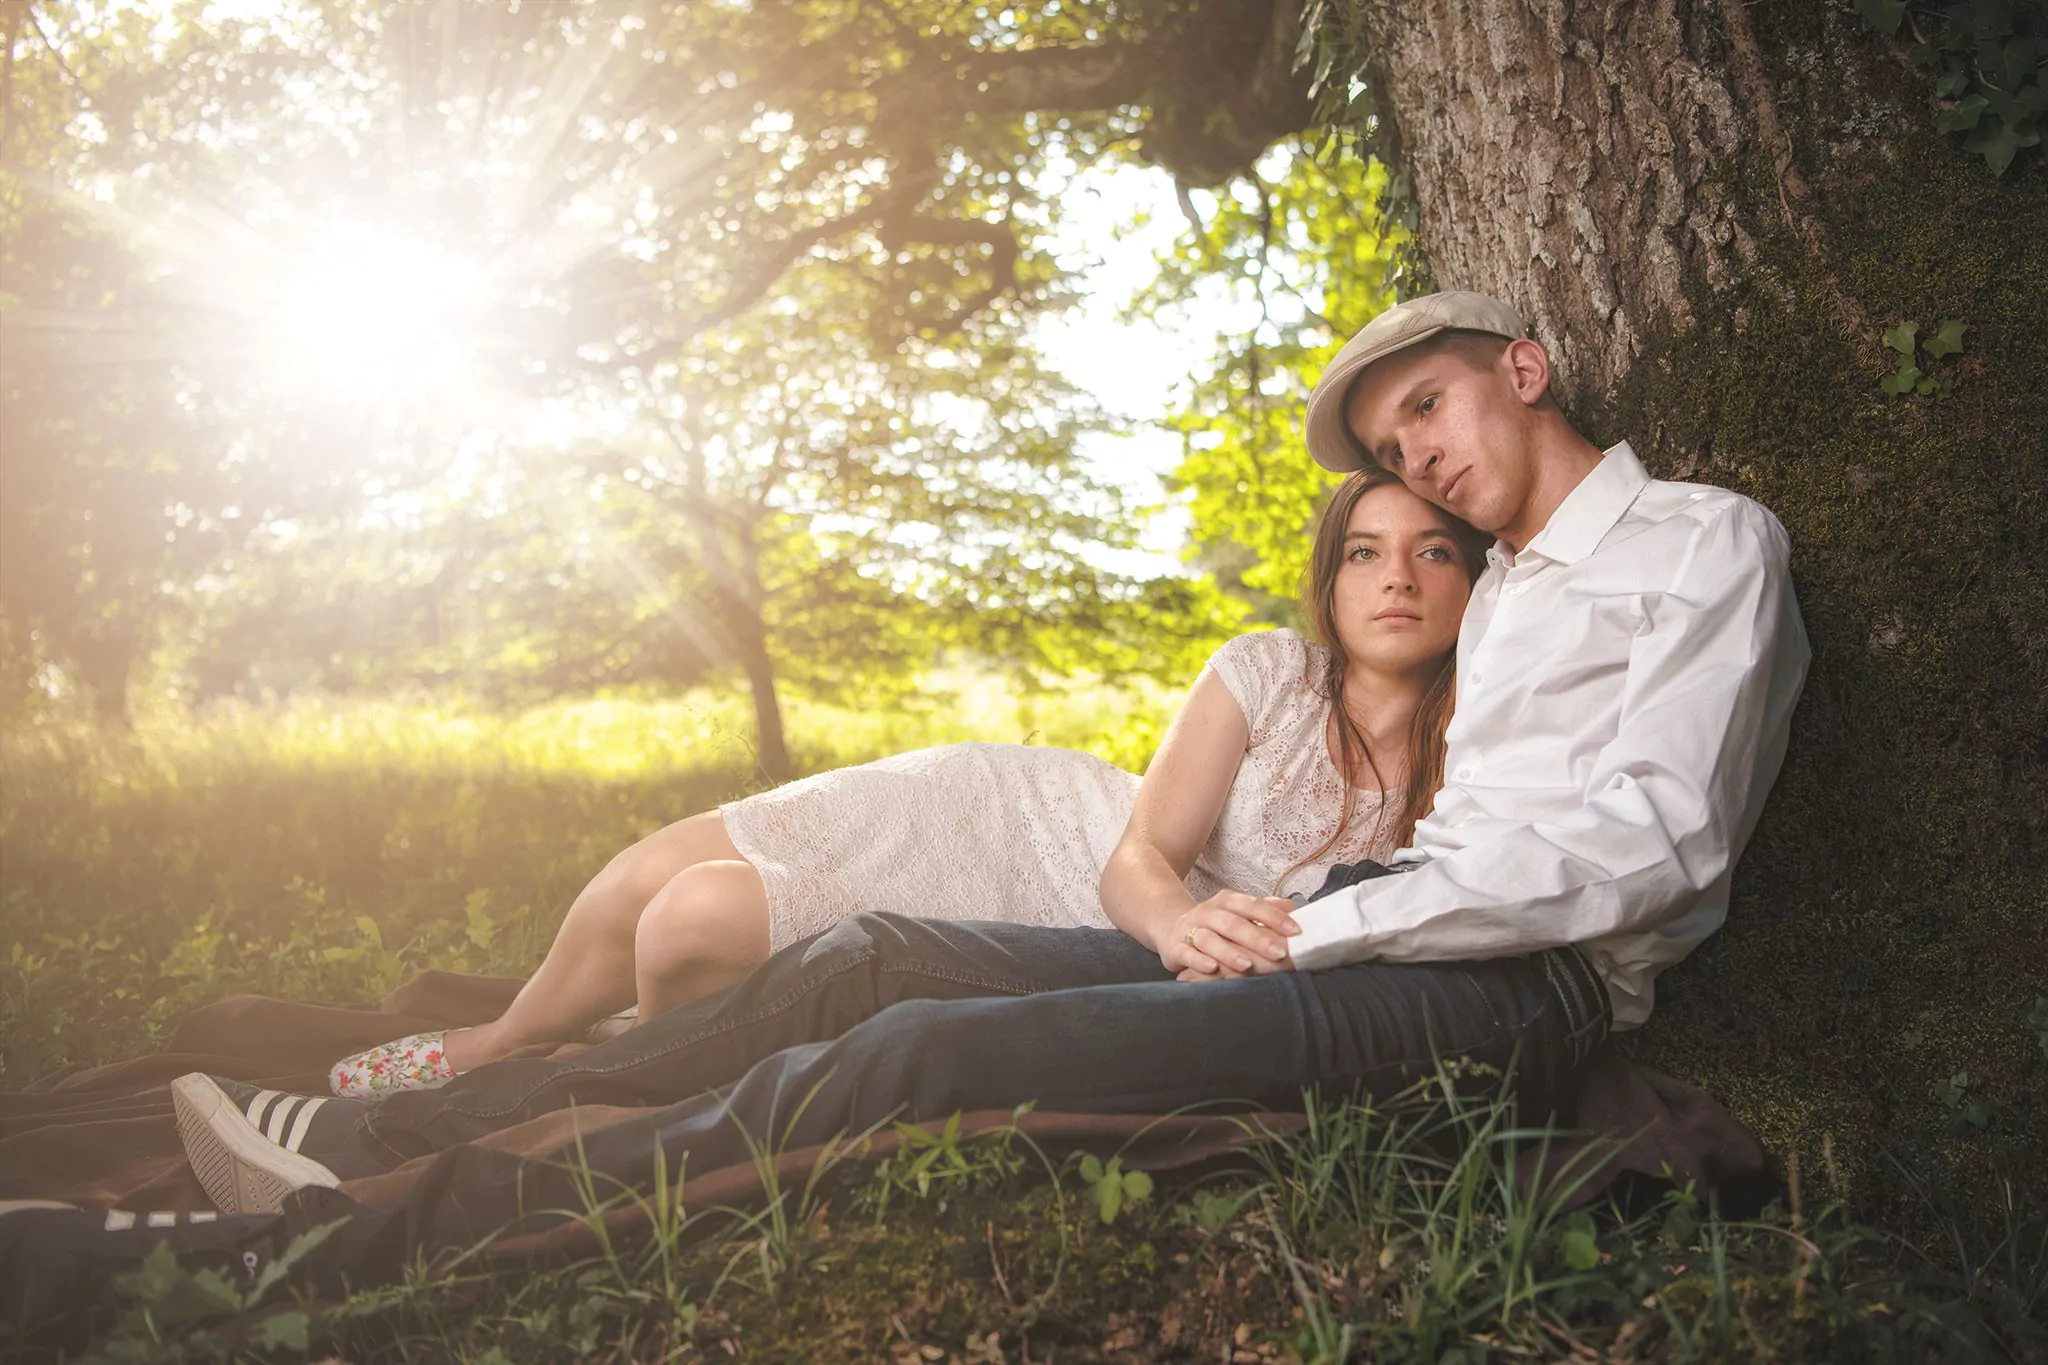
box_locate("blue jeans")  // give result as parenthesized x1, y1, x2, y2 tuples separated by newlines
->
(360, 902, 1611, 1181)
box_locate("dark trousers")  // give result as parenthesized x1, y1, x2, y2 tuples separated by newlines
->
(359, 869, 1611, 1177)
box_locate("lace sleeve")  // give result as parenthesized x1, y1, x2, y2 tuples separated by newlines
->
(1202, 629, 1309, 745)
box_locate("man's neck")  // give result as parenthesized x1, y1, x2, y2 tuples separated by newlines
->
(1498, 426, 1608, 554)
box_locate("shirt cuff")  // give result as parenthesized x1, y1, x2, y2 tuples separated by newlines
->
(1288, 895, 1372, 971)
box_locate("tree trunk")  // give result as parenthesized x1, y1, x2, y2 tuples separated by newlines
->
(736, 621, 793, 787)
(1361, 0, 1792, 403)
(1361, 0, 2047, 1218)
(729, 515, 793, 786)
(68, 625, 138, 729)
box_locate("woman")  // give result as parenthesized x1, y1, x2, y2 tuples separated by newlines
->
(330, 468, 1492, 1096)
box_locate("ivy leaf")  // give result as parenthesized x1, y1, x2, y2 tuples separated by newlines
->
(1856, 0, 1908, 35)
(1078, 1153, 1103, 1184)
(1881, 360, 1924, 397)
(256, 1311, 311, 1352)
(1935, 68, 1972, 97)
(1095, 1175, 1125, 1223)
(1661, 1201, 1700, 1248)
(1925, 318, 1968, 357)
(1562, 1226, 1601, 1271)
(1998, 37, 2038, 92)
(1938, 94, 1990, 133)
(1881, 321, 1919, 356)
(1123, 1169, 1155, 1203)
(1968, 117, 2021, 174)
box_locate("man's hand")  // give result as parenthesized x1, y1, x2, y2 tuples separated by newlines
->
(1159, 890, 1298, 980)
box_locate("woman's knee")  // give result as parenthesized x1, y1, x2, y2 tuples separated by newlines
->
(602, 811, 740, 909)
(635, 862, 769, 982)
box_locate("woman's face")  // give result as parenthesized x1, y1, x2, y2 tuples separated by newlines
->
(1330, 482, 1476, 676)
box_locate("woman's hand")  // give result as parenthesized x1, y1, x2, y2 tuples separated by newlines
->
(1160, 890, 1300, 979)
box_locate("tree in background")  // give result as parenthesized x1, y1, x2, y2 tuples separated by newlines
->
(1, 0, 1244, 754)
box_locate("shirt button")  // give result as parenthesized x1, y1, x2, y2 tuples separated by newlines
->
(1455, 767, 1473, 781)
(1509, 585, 1527, 596)
(1469, 672, 1481, 685)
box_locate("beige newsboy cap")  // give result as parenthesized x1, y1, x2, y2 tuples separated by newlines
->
(1303, 290, 1526, 472)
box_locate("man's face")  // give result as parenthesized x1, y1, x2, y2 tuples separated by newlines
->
(1340, 340, 1539, 538)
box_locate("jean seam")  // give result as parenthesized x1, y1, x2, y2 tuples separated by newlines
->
(358, 1114, 411, 1166)
(428, 951, 1048, 1123)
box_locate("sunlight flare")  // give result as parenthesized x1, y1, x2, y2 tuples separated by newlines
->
(240, 224, 495, 403)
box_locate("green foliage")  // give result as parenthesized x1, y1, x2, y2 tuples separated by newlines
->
(859, 1109, 1034, 1221)
(1931, 1070, 1997, 1134)
(80, 1221, 344, 1364)
(1135, 146, 1406, 617)
(1879, 316, 1968, 396)
(1858, 0, 2047, 175)
(1074, 1153, 1155, 1224)
(2, 0, 1235, 738)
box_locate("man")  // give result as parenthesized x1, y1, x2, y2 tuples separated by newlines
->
(172, 291, 1809, 1217)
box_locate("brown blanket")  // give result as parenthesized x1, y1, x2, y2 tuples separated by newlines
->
(0, 971, 1773, 1245)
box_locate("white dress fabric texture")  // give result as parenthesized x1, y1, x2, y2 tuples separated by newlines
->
(722, 629, 1401, 951)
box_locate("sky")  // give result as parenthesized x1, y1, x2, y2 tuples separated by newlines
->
(1032, 163, 1235, 577)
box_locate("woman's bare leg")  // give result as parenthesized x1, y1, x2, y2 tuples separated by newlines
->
(632, 860, 774, 1020)
(441, 811, 746, 1072)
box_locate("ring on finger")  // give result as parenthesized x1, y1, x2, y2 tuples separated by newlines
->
(1182, 930, 1198, 946)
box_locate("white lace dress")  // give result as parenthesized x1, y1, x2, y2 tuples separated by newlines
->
(722, 629, 1402, 950)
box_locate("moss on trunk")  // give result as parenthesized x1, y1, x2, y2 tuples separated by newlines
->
(1601, 11, 2046, 1228)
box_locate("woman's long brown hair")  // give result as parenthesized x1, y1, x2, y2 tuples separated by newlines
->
(1291, 467, 1494, 868)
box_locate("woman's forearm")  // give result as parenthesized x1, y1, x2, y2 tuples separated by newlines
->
(1099, 839, 1201, 953)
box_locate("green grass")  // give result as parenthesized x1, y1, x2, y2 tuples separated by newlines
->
(4, 686, 2044, 1361)
(0, 675, 1177, 1081)
(52, 1081, 2048, 1363)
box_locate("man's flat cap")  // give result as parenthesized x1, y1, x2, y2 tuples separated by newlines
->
(1304, 290, 1526, 472)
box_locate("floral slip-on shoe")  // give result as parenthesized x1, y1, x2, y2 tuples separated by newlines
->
(327, 1031, 455, 1098)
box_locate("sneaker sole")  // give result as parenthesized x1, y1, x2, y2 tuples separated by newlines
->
(171, 1074, 342, 1215)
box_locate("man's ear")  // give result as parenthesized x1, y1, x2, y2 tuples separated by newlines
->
(1503, 337, 1552, 408)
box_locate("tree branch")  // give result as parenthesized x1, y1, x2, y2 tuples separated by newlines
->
(1, 1, 25, 159)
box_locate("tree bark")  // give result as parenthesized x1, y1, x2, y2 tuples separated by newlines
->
(1357, 0, 1770, 401)
(1357, 0, 2048, 1213)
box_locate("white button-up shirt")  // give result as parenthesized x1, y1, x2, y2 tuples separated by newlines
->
(1290, 442, 1811, 1029)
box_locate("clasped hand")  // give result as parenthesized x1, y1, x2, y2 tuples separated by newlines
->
(1160, 889, 1299, 981)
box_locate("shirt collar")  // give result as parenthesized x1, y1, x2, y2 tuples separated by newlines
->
(1517, 440, 1650, 566)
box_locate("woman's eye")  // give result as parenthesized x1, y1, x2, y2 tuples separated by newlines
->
(1422, 545, 1452, 561)
(1347, 546, 1375, 561)
(1418, 396, 1437, 416)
